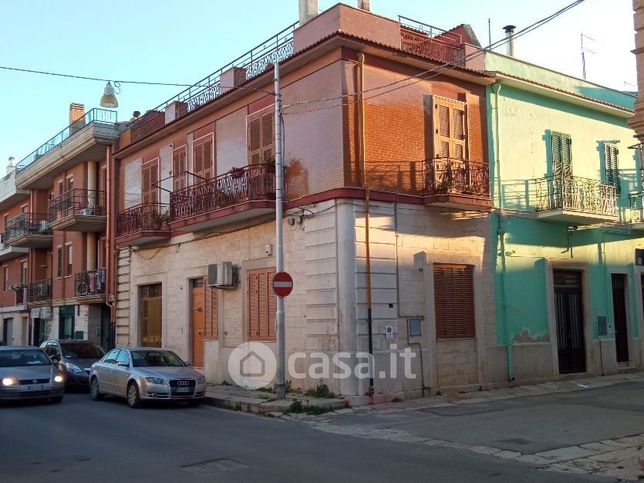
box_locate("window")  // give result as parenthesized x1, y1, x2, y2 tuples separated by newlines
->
(140, 284, 162, 347)
(604, 143, 621, 194)
(142, 159, 159, 205)
(56, 246, 63, 278)
(551, 131, 573, 178)
(172, 146, 187, 191)
(433, 264, 475, 339)
(65, 244, 73, 277)
(116, 350, 130, 367)
(2, 266, 7, 292)
(193, 136, 214, 181)
(205, 286, 219, 339)
(433, 96, 467, 160)
(248, 268, 276, 341)
(248, 110, 274, 164)
(104, 349, 120, 364)
(65, 176, 74, 191)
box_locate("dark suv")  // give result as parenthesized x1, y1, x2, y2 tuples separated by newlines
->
(40, 340, 106, 389)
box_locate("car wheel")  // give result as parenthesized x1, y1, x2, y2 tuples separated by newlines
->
(90, 377, 103, 401)
(49, 395, 63, 404)
(127, 382, 142, 409)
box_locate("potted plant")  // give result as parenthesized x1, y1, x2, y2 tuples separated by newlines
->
(151, 210, 170, 229)
(230, 167, 245, 179)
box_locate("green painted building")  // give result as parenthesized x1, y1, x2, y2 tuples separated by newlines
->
(484, 52, 643, 383)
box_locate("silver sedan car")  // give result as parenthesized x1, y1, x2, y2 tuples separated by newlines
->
(0, 346, 65, 403)
(89, 347, 206, 408)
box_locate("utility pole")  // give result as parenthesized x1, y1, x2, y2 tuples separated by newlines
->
(274, 62, 286, 400)
(581, 33, 595, 80)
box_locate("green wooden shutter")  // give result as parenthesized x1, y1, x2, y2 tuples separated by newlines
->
(551, 132, 572, 178)
(605, 143, 620, 194)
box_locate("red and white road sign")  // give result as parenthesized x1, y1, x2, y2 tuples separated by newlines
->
(272, 271, 293, 297)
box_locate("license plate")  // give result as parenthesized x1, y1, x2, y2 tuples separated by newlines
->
(26, 385, 45, 391)
(175, 387, 192, 393)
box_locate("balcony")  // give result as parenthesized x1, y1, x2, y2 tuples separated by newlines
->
(170, 164, 276, 231)
(4, 213, 53, 248)
(628, 193, 644, 231)
(49, 189, 106, 232)
(74, 268, 106, 302)
(115, 203, 171, 247)
(535, 175, 618, 224)
(28, 279, 51, 304)
(0, 169, 28, 212)
(399, 17, 465, 66)
(0, 237, 28, 262)
(16, 108, 119, 190)
(424, 158, 491, 209)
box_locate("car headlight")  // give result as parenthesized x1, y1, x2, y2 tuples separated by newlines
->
(144, 377, 166, 385)
(2, 377, 16, 386)
(196, 376, 206, 384)
(54, 375, 64, 383)
(64, 363, 83, 373)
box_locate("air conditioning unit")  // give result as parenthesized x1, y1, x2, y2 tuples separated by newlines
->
(36, 284, 49, 297)
(39, 220, 50, 233)
(207, 262, 235, 288)
(80, 207, 94, 216)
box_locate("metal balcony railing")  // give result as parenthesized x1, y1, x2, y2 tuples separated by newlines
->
(116, 203, 170, 238)
(535, 175, 617, 216)
(170, 164, 276, 222)
(3, 213, 52, 243)
(425, 158, 490, 196)
(28, 279, 51, 303)
(17, 109, 117, 172)
(49, 189, 106, 220)
(127, 23, 297, 144)
(74, 268, 106, 297)
(399, 16, 465, 66)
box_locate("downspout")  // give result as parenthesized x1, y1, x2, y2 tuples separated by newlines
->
(493, 82, 513, 383)
(358, 52, 374, 396)
(105, 145, 116, 348)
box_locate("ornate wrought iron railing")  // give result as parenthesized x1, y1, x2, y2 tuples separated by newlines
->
(49, 188, 106, 221)
(399, 16, 465, 66)
(170, 164, 276, 222)
(17, 109, 117, 171)
(28, 279, 51, 303)
(3, 212, 52, 243)
(534, 175, 617, 216)
(629, 192, 644, 223)
(75, 268, 106, 297)
(425, 158, 489, 196)
(127, 22, 297, 144)
(116, 203, 170, 238)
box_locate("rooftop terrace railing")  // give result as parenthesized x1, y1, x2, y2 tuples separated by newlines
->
(17, 108, 118, 172)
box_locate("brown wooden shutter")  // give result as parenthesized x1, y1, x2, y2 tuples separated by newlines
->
(248, 118, 262, 165)
(173, 147, 187, 192)
(261, 112, 274, 161)
(205, 286, 219, 339)
(465, 93, 483, 162)
(248, 110, 274, 165)
(141, 284, 162, 347)
(433, 264, 475, 339)
(248, 267, 276, 341)
(193, 136, 214, 180)
(433, 96, 468, 160)
(142, 159, 159, 204)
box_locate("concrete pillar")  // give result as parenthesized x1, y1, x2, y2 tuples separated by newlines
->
(86, 232, 96, 271)
(87, 161, 97, 208)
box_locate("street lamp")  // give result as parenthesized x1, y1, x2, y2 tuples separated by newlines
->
(100, 81, 118, 108)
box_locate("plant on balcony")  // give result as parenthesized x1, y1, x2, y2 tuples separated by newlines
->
(230, 167, 245, 179)
(433, 178, 454, 193)
(151, 210, 171, 229)
(261, 155, 276, 166)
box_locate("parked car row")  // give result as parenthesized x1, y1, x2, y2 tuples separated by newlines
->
(0, 340, 206, 408)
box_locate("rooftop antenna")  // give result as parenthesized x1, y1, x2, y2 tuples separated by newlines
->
(581, 33, 595, 80)
(488, 18, 492, 47)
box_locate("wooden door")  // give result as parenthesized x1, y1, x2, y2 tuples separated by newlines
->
(612, 274, 629, 363)
(191, 278, 205, 367)
(554, 270, 586, 374)
(140, 284, 162, 347)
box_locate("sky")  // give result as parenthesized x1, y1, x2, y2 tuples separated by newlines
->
(0, 0, 636, 173)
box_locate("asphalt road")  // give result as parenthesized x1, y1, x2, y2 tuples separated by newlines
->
(0, 392, 602, 483)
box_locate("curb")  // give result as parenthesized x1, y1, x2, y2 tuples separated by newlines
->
(202, 393, 350, 415)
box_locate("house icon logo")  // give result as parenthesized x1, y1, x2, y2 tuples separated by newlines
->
(228, 342, 277, 390)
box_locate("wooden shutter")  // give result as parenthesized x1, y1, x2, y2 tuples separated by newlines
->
(205, 286, 219, 339)
(248, 267, 276, 341)
(433, 96, 467, 160)
(141, 284, 162, 347)
(193, 137, 214, 180)
(248, 110, 274, 164)
(552, 132, 572, 178)
(173, 147, 187, 192)
(142, 159, 159, 205)
(434, 264, 475, 339)
(605, 143, 620, 193)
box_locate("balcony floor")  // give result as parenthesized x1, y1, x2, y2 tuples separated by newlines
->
(171, 201, 275, 232)
(0, 246, 29, 262)
(50, 214, 106, 232)
(536, 209, 618, 225)
(115, 230, 172, 248)
(8, 234, 53, 249)
(425, 193, 492, 211)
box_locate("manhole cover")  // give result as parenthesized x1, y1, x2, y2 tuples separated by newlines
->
(181, 458, 249, 475)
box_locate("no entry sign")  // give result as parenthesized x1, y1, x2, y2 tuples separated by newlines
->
(272, 271, 293, 297)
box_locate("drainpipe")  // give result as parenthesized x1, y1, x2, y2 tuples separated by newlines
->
(492, 83, 513, 383)
(358, 52, 374, 396)
(105, 145, 116, 348)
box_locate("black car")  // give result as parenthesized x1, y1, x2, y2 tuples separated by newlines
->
(40, 340, 106, 389)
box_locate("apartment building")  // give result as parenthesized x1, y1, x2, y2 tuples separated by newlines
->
(0, 165, 29, 345)
(486, 50, 643, 383)
(6, 104, 119, 348)
(111, 2, 496, 397)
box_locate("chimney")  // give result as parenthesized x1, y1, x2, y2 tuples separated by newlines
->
(358, 0, 370, 11)
(6, 157, 14, 175)
(69, 103, 85, 125)
(299, 0, 318, 25)
(503, 25, 516, 57)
